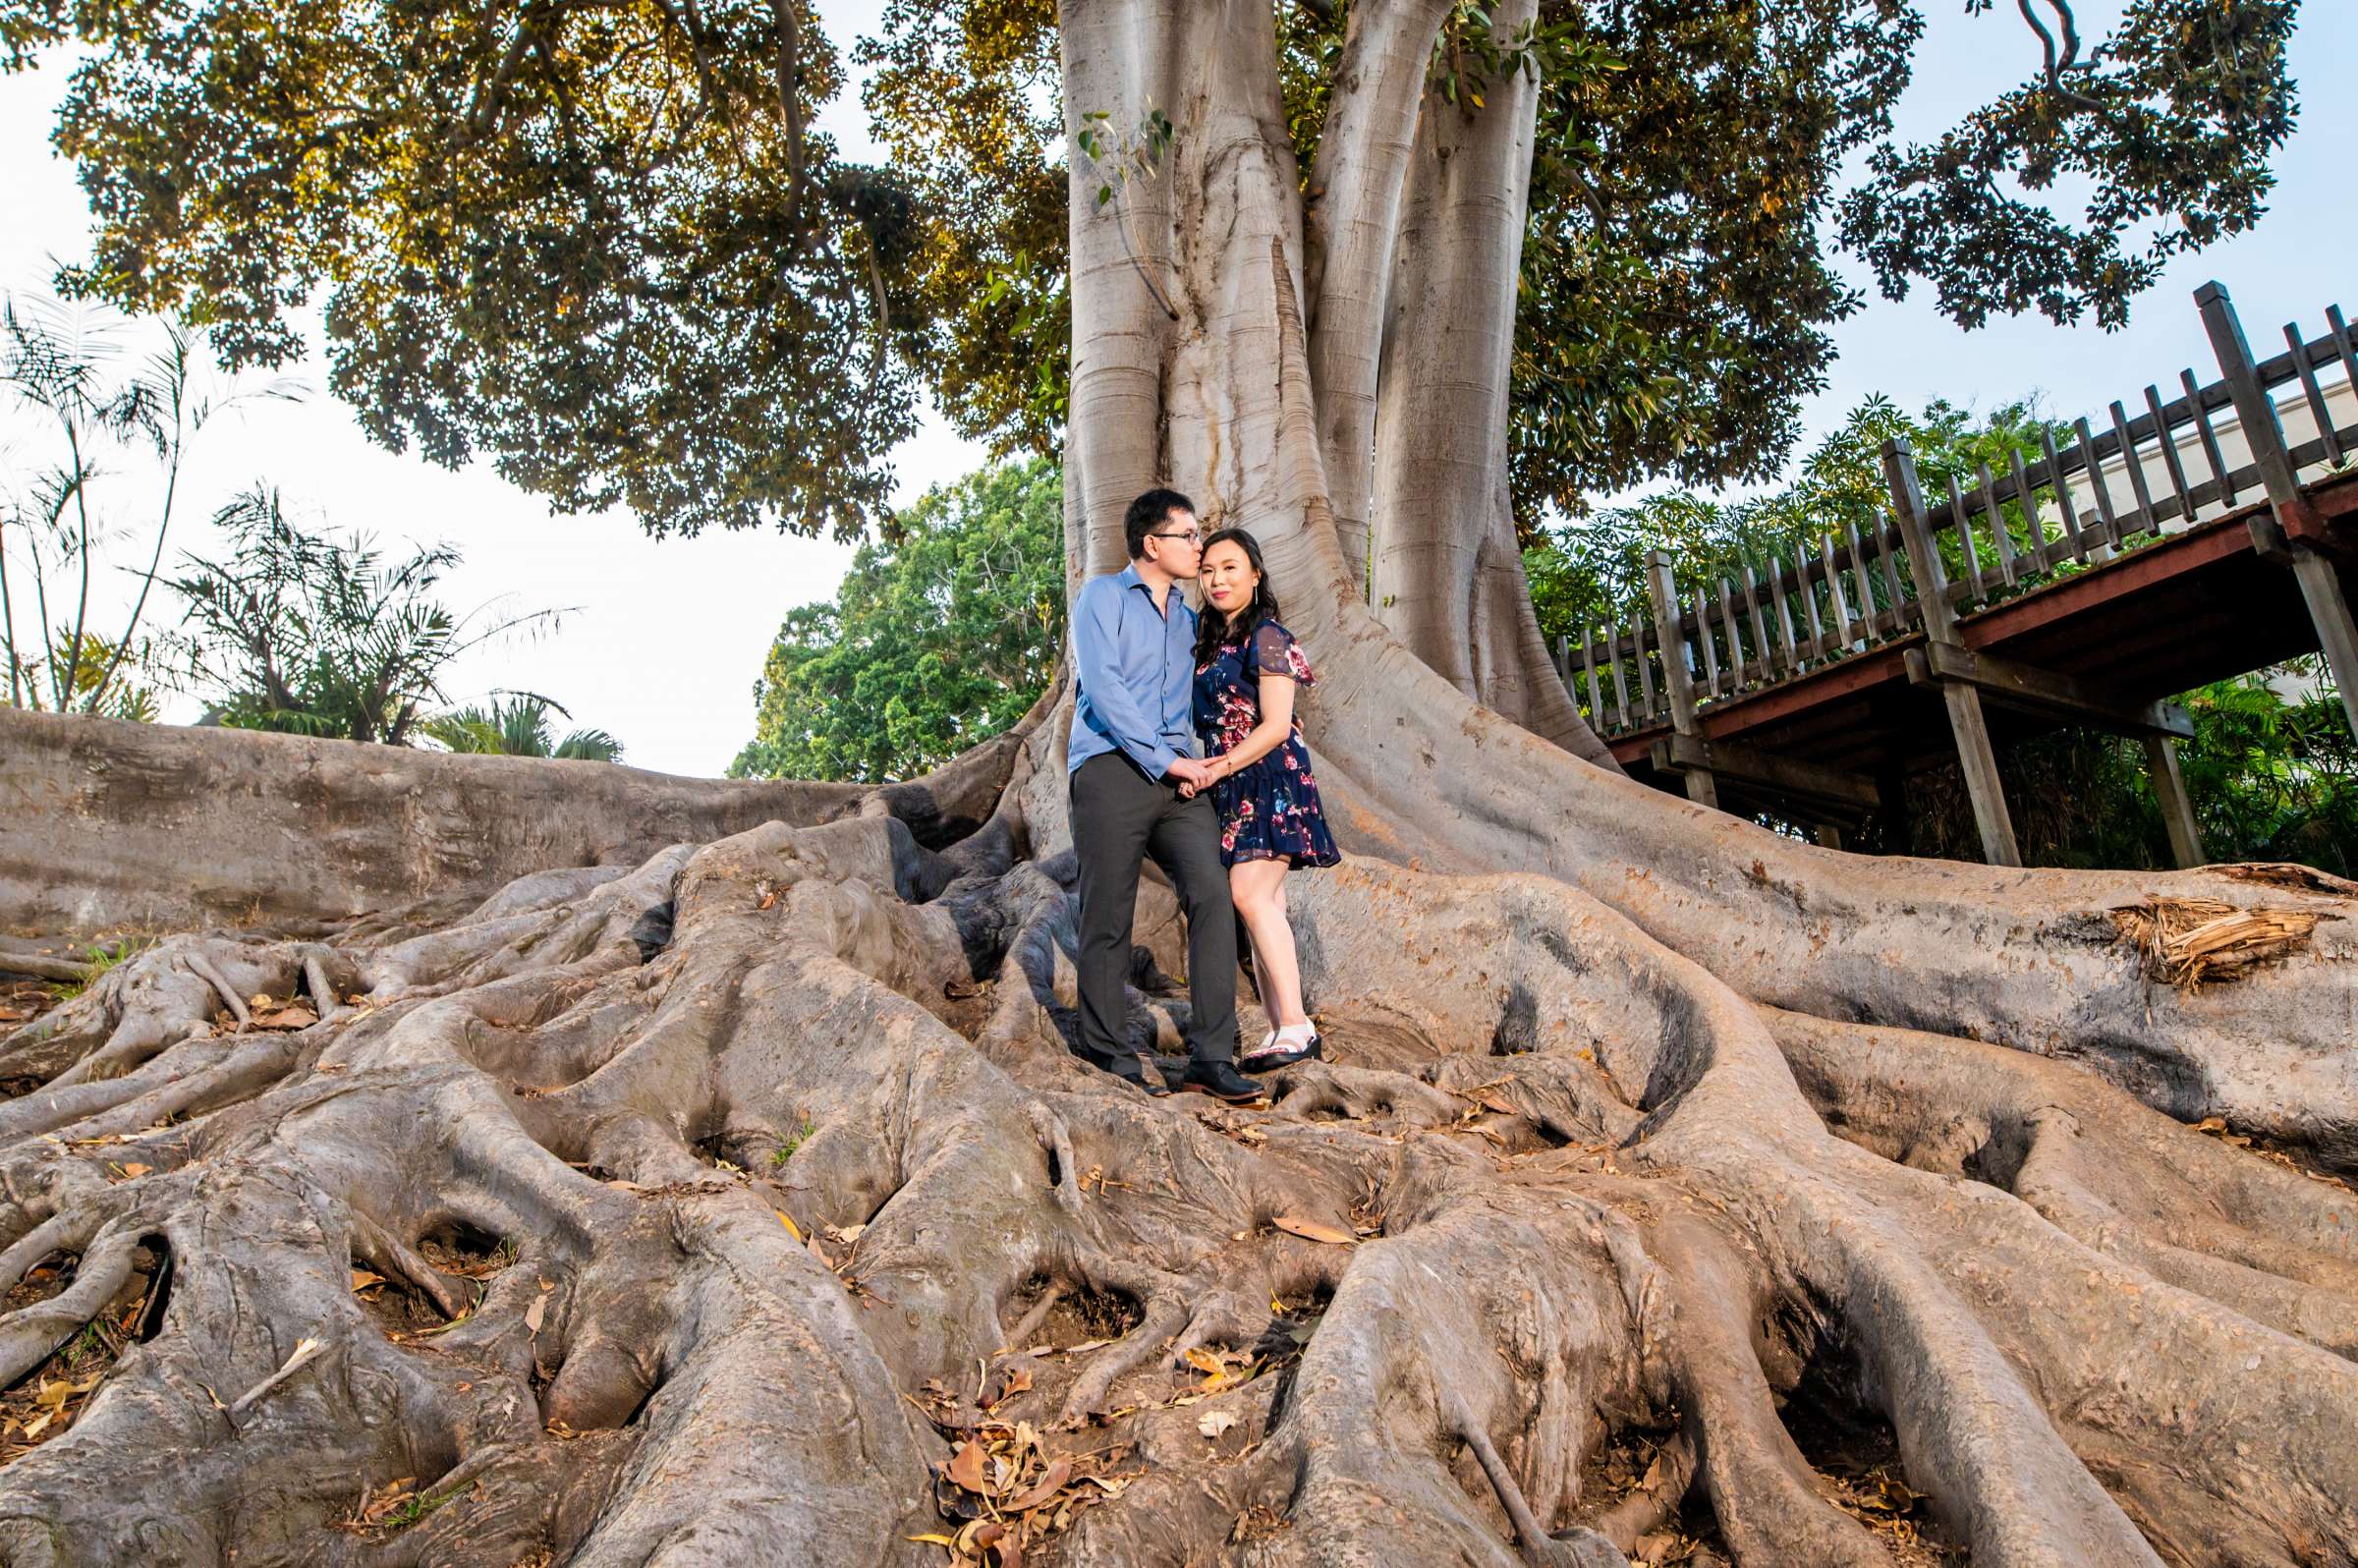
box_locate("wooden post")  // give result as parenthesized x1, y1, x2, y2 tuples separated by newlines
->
(2042, 427, 2087, 562)
(1645, 549, 1717, 809)
(1978, 463, 2018, 588)
(1606, 622, 1632, 729)
(2072, 418, 2122, 560)
(2181, 368, 2236, 513)
(2107, 400, 2162, 545)
(2284, 320, 2346, 466)
(2199, 280, 2358, 746)
(2143, 735, 2205, 869)
(1944, 471, 1989, 600)
(1881, 438, 2021, 867)
(1741, 562, 1772, 678)
(2142, 383, 2195, 528)
(1793, 541, 1825, 660)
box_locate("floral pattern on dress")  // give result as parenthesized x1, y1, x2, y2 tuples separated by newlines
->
(1193, 619, 1342, 869)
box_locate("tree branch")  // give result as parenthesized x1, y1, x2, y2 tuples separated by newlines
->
(770, 0, 808, 219)
(2014, 0, 2099, 110)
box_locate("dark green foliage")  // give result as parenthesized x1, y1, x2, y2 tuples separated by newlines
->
(1508, 0, 1921, 509)
(422, 695, 623, 762)
(9, 0, 921, 539)
(856, 0, 1066, 455)
(166, 486, 566, 746)
(731, 457, 1063, 783)
(1895, 663, 2356, 875)
(1841, 0, 2300, 331)
(862, 0, 2300, 525)
(1525, 394, 2071, 641)
(5, 0, 2302, 533)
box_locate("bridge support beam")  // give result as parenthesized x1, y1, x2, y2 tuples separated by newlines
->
(1644, 550, 1717, 810)
(2200, 280, 2358, 749)
(1882, 440, 2022, 868)
(2144, 735, 2207, 869)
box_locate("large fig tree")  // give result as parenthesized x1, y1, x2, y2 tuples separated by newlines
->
(1, 2, 2350, 1566)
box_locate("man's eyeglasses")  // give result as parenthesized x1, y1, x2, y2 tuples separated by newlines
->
(1151, 529, 1202, 546)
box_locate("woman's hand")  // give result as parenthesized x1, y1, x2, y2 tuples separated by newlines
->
(1180, 756, 1233, 799)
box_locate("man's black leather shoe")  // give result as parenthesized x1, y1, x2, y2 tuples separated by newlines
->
(1175, 1059, 1264, 1104)
(1079, 1047, 1171, 1095)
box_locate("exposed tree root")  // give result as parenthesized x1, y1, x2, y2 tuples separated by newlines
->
(0, 735, 2349, 1567)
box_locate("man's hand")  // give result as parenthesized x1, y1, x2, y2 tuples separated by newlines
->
(1165, 756, 1214, 791)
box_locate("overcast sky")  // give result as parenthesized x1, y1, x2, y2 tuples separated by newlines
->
(3, 2, 2352, 777)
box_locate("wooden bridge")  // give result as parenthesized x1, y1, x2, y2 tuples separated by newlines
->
(1557, 282, 2358, 868)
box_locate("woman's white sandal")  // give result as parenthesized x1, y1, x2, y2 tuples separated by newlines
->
(1240, 1027, 1321, 1074)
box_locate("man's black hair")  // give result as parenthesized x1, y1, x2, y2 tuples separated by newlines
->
(1123, 488, 1197, 559)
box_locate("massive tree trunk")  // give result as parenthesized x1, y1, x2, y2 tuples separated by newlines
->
(0, 4, 2354, 1567)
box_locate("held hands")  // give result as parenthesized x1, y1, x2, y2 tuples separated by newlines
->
(1166, 756, 1220, 798)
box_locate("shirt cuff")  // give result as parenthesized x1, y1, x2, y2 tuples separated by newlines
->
(1128, 738, 1181, 779)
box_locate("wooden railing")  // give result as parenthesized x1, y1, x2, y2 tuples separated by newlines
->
(1559, 284, 2358, 744)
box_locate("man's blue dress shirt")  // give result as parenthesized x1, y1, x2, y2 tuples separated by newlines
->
(1068, 563, 1199, 779)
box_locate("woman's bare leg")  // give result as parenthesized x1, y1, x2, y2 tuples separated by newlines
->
(1230, 859, 1308, 1031)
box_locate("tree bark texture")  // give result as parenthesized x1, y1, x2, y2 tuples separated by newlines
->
(0, 4, 2351, 1565)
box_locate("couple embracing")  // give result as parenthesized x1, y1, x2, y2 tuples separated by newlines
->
(1067, 488, 1340, 1103)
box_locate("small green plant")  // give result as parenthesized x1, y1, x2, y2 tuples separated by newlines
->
(384, 1485, 455, 1530)
(47, 938, 143, 1003)
(64, 1323, 107, 1368)
(772, 1118, 815, 1166)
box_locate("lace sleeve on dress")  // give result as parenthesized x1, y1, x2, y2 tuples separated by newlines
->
(1249, 621, 1315, 686)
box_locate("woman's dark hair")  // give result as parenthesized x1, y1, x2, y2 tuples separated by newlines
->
(1194, 528, 1282, 667)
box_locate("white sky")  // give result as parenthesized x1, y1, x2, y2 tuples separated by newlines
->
(3, 1, 2352, 777)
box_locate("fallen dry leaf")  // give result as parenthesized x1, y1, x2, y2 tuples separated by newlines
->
(350, 1269, 385, 1294)
(360, 1476, 419, 1524)
(1006, 1459, 1071, 1512)
(524, 1295, 547, 1335)
(1198, 1409, 1238, 1439)
(1270, 1215, 1354, 1247)
(945, 1438, 989, 1493)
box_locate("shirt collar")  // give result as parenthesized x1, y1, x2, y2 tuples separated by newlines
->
(1115, 561, 1192, 618)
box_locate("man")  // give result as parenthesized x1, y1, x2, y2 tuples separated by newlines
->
(1067, 488, 1260, 1103)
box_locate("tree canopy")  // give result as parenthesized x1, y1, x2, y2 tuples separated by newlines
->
(731, 454, 1062, 782)
(6, 0, 924, 540)
(2, 0, 2304, 535)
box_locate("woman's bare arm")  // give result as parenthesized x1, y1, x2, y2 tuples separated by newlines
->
(1208, 673, 1296, 778)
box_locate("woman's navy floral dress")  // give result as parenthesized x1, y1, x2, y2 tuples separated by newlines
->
(1195, 620, 1341, 868)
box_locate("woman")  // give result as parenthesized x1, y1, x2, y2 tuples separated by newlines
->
(1189, 528, 1340, 1072)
